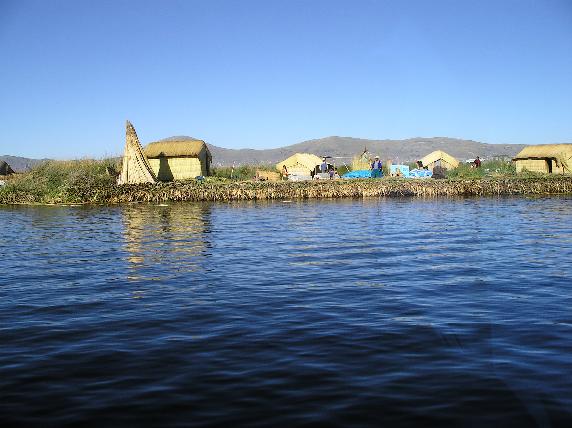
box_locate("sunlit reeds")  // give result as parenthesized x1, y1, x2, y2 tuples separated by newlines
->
(2, 159, 571, 205)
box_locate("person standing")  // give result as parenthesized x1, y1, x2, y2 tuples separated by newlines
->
(474, 156, 482, 168)
(320, 158, 328, 173)
(371, 156, 383, 178)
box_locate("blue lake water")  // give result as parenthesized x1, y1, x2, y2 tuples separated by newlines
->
(1, 197, 572, 426)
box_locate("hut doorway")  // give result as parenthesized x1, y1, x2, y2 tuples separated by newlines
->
(546, 159, 553, 174)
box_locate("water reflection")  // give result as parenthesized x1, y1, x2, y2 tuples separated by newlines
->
(122, 203, 212, 280)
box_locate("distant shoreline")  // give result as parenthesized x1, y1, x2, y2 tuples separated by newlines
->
(2, 176, 572, 205)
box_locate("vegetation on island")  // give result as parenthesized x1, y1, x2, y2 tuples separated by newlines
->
(1, 158, 571, 205)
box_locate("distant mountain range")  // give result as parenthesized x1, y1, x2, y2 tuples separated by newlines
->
(206, 136, 524, 167)
(2, 136, 525, 171)
(0, 155, 49, 173)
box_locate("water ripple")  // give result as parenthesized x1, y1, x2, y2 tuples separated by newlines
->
(1, 197, 572, 426)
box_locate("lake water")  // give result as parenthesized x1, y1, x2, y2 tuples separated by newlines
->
(1, 197, 572, 426)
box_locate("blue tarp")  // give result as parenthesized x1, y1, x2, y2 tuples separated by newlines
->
(408, 168, 433, 178)
(342, 170, 376, 179)
(390, 164, 410, 177)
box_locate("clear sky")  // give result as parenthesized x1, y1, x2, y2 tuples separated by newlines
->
(1, 0, 571, 158)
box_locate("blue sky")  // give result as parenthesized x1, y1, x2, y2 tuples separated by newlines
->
(1, 0, 571, 158)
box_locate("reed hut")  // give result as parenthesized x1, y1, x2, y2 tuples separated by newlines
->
(144, 139, 212, 181)
(513, 144, 572, 174)
(118, 121, 157, 185)
(256, 170, 281, 181)
(276, 153, 322, 176)
(420, 150, 460, 172)
(351, 147, 373, 171)
(0, 160, 15, 176)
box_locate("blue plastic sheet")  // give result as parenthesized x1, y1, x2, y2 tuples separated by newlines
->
(408, 169, 433, 178)
(342, 170, 375, 179)
(390, 164, 410, 177)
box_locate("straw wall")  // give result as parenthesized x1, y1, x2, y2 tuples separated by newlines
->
(148, 157, 205, 181)
(288, 166, 313, 175)
(426, 159, 456, 172)
(352, 155, 371, 171)
(515, 159, 548, 173)
(256, 170, 281, 181)
(515, 159, 569, 174)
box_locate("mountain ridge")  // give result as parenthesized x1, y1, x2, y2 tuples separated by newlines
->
(206, 136, 525, 167)
(2, 136, 525, 171)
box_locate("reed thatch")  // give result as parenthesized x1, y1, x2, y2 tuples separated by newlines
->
(3, 176, 572, 204)
(513, 144, 572, 174)
(256, 170, 281, 181)
(276, 153, 322, 176)
(118, 121, 157, 185)
(0, 160, 15, 176)
(352, 148, 373, 171)
(145, 140, 209, 158)
(420, 150, 460, 171)
(144, 139, 212, 181)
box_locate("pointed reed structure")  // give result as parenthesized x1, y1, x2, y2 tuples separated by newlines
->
(118, 121, 157, 185)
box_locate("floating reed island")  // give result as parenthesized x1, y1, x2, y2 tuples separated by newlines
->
(2, 174, 572, 205)
(73, 176, 572, 203)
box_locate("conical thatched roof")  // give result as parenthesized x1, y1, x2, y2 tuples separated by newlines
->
(144, 139, 210, 158)
(276, 153, 322, 173)
(0, 160, 15, 175)
(117, 121, 157, 185)
(420, 150, 460, 169)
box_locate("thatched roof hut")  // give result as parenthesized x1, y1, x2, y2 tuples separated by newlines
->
(118, 121, 157, 185)
(352, 147, 373, 171)
(144, 139, 211, 181)
(276, 153, 322, 176)
(420, 150, 460, 172)
(0, 160, 15, 176)
(513, 144, 572, 174)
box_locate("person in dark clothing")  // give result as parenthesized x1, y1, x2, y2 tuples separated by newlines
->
(474, 156, 481, 168)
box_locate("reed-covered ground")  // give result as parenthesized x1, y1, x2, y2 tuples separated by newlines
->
(1, 159, 571, 204)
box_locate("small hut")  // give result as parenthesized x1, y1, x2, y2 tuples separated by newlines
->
(276, 153, 322, 177)
(118, 121, 157, 185)
(351, 147, 373, 171)
(144, 139, 211, 181)
(0, 160, 15, 176)
(420, 150, 460, 172)
(513, 144, 572, 174)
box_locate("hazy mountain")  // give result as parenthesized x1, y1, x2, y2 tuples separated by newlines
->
(0, 155, 49, 173)
(2, 136, 525, 171)
(206, 136, 525, 167)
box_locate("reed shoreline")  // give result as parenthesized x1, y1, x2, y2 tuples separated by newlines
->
(2, 176, 572, 205)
